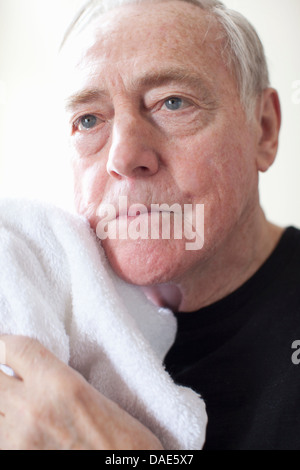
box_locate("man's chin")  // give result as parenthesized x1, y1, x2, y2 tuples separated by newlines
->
(101, 238, 192, 287)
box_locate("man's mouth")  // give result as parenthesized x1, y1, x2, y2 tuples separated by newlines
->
(96, 198, 205, 251)
(97, 202, 180, 223)
(115, 205, 177, 220)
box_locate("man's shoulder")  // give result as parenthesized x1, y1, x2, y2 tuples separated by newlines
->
(285, 225, 300, 238)
(267, 226, 300, 307)
(280, 226, 300, 261)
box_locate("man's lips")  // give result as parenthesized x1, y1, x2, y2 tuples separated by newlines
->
(97, 199, 183, 223)
(116, 204, 151, 219)
(116, 208, 179, 220)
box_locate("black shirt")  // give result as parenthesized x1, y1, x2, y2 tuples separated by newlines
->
(164, 227, 300, 450)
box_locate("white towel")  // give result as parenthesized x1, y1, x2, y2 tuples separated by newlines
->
(0, 199, 207, 450)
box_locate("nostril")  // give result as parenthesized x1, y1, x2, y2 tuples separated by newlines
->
(140, 165, 153, 173)
(133, 166, 151, 176)
(109, 169, 122, 180)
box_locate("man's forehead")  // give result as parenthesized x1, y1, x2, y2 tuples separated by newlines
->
(63, 1, 221, 66)
(73, 1, 214, 41)
(58, 0, 228, 103)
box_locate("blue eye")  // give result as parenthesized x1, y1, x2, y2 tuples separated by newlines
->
(79, 115, 98, 130)
(164, 97, 183, 111)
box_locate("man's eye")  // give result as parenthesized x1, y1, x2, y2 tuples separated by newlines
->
(164, 97, 184, 111)
(76, 114, 99, 131)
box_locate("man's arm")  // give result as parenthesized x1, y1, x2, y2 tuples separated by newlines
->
(0, 335, 163, 450)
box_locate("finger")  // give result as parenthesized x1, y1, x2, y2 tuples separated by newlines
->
(0, 337, 19, 378)
(0, 335, 60, 379)
(0, 364, 22, 396)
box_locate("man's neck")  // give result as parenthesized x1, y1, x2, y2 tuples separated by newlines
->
(143, 208, 284, 313)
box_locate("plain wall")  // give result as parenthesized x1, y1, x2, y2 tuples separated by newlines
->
(0, 0, 299, 227)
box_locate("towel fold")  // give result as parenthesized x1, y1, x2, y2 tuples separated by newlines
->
(0, 199, 207, 450)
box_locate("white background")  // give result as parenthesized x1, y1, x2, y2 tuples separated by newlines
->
(0, 0, 299, 227)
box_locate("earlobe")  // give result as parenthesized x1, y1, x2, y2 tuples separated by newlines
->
(256, 88, 281, 173)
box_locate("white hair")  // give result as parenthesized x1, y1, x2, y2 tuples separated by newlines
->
(61, 0, 270, 117)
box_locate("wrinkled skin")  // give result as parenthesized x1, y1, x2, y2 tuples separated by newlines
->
(63, 1, 282, 311)
(0, 336, 163, 450)
(0, 0, 282, 450)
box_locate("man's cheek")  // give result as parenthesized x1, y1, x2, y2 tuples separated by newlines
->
(171, 132, 224, 194)
(71, 130, 107, 158)
(73, 162, 107, 224)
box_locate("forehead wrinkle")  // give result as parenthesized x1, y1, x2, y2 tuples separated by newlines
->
(127, 66, 217, 105)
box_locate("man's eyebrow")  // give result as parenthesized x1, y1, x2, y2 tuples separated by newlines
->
(132, 68, 218, 107)
(65, 68, 215, 112)
(65, 88, 106, 113)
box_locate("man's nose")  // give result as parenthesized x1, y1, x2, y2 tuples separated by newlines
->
(106, 112, 160, 179)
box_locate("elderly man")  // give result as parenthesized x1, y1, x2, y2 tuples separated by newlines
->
(1, 0, 299, 450)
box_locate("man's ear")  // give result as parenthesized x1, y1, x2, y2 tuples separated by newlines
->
(255, 88, 281, 173)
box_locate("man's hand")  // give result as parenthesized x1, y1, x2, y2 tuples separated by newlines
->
(0, 336, 163, 450)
